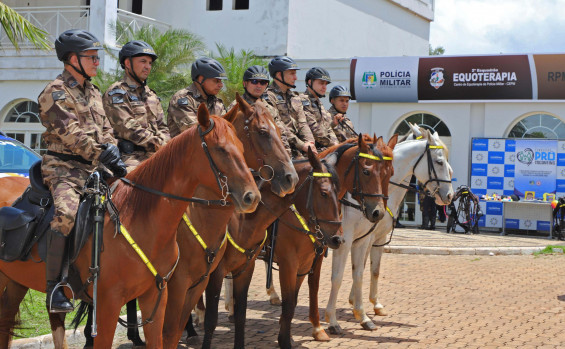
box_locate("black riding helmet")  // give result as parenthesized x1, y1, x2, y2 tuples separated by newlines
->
(191, 57, 227, 97)
(268, 56, 299, 89)
(329, 85, 352, 101)
(119, 40, 157, 86)
(55, 29, 102, 81)
(243, 65, 270, 81)
(305, 67, 331, 98)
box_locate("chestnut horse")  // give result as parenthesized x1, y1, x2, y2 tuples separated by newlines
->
(160, 93, 298, 348)
(0, 176, 29, 207)
(0, 104, 260, 348)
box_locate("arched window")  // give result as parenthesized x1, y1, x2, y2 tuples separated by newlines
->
(1, 100, 46, 154)
(393, 113, 451, 136)
(507, 113, 565, 139)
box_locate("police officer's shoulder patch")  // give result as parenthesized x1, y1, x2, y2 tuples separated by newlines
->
(108, 88, 126, 96)
(178, 97, 189, 106)
(276, 94, 284, 102)
(51, 90, 66, 101)
(301, 98, 310, 107)
(112, 95, 124, 104)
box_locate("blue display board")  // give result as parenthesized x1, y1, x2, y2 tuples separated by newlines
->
(470, 138, 565, 229)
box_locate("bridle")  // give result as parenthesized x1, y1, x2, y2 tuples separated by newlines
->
(120, 118, 231, 206)
(242, 106, 275, 183)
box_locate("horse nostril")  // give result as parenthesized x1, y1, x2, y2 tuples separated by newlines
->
(243, 191, 255, 206)
(372, 210, 380, 220)
(331, 235, 344, 246)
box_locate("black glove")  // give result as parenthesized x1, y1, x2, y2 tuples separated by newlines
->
(99, 144, 128, 178)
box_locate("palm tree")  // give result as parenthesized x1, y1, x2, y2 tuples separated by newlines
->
(0, 3, 50, 50)
(93, 23, 206, 111)
(211, 43, 267, 103)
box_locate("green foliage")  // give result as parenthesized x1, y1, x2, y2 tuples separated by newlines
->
(211, 43, 268, 105)
(0, 3, 50, 50)
(92, 22, 206, 112)
(533, 245, 565, 256)
(429, 44, 445, 56)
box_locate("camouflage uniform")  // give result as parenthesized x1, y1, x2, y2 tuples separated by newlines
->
(228, 91, 292, 156)
(328, 105, 357, 142)
(39, 70, 116, 236)
(167, 82, 226, 138)
(302, 90, 339, 150)
(103, 75, 170, 171)
(266, 82, 315, 158)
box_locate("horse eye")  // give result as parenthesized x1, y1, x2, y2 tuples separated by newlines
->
(321, 191, 328, 197)
(436, 160, 444, 165)
(363, 169, 370, 176)
(259, 128, 270, 136)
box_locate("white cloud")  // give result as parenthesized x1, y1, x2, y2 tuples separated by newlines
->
(430, 0, 565, 55)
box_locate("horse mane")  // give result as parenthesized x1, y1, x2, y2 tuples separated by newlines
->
(112, 115, 240, 221)
(254, 99, 282, 137)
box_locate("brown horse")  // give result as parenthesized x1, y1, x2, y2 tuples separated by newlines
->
(0, 176, 29, 207)
(160, 93, 297, 348)
(0, 104, 260, 348)
(272, 134, 396, 348)
(196, 147, 342, 349)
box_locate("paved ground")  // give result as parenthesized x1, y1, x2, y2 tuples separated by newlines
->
(12, 227, 565, 348)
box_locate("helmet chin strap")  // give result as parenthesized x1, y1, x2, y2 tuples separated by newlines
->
(274, 73, 296, 89)
(69, 54, 91, 81)
(127, 57, 147, 87)
(307, 81, 325, 98)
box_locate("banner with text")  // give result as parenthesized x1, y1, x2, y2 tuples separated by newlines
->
(514, 139, 557, 198)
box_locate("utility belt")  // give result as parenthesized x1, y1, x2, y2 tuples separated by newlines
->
(46, 151, 92, 165)
(118, 139, 146, 154)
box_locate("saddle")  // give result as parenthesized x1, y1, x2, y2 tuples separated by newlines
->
(0, 161, 95, 263)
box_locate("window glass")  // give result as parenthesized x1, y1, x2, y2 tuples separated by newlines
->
(507, 113, 565, 139)
(394, 113, 451, 136)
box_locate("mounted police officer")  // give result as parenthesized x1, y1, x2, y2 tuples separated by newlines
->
(302, 67, 338, 151)
(328, 85, 357, 142)
(103, 40, 170, 172)
(266, 56, 316, 158)
(168, 57, 227, 137)
(38, 29, 126, 313)
(228, 65, 292, 155)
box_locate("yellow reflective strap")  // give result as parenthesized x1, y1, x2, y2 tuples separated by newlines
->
(359, 152, 392, 161)
(226, 231, 246, 254)
(312, 172, 332, 177)
(183, 213, 207, 250)
(429, 145, 444, 149)
(416, 136, 423, 139)
(120, 224, 157, 277)
(290, 204, 316, 243)
(386, 206, 394, 218)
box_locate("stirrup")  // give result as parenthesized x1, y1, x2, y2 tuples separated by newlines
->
(48, 281, 75, 313)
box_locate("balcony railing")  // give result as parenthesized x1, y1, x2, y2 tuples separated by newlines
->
(0, 6, 171, 49)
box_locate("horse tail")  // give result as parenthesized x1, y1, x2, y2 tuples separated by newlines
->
(70, 301, 90, 331)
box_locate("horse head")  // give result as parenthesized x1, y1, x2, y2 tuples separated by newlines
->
(224, 93, 298, 197)
(196, 103, 261, 213)
(372, 133, 397, 211)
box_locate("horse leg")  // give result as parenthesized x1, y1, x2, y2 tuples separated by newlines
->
(86, 296, 121, 349)
(201, 268, 224, 349)
(308, 255, 330, 341)
(369, 245, 387, 316)
(277, 257, 299, 349)
(195, 295, 206, 327)
(325, 237, 352, 335)
(0, 280, 28, 348)
(223, 275, 234, 322)
(126, 299, 145, 347)
(48, 312, 68, 349)
(350, 239, 376, 330)
(137, 288, 168, 349)
(264, 260, 281, 305)
(184, 313, 198, 338)
(233, 261, 256, 349)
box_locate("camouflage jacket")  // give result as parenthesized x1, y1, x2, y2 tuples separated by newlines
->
(302, 90, 338, 149)
(265, 82, 314, 155)
(328, 105, 357, 142)
(167, 82, 226, 137)
(228, 91, 292, 156)
(38, 69, 115, 170)
(103, 75, 170, 153)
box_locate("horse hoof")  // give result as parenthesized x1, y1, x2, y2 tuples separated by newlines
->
(361, 320, 377, 331)
(313, 328, 330, 341)
(228, 314, 235, 323)
(327, 324, 343, 335)
(270, 297, 282, 306)
(374, 308, 388, 316)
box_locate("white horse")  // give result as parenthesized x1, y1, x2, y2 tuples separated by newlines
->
(324, 124, 454, 333)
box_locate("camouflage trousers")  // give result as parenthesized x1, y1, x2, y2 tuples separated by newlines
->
(122, 151, 154, 173)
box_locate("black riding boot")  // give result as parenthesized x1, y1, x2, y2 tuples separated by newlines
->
(420, 216, 429, 230)
(428, 215, 436, 230)
(45, 229, 73, 313)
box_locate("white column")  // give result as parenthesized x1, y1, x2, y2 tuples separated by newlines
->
(89, 0, 118, 71)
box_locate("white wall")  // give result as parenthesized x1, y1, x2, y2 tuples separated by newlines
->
(287, 0, 431, 59)
(143, 0, 290, 56)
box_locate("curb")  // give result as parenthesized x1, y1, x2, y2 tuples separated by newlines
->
(384, 245, 545, 255)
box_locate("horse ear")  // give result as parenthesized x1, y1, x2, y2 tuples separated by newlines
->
(224, 102, 239, 123)
(373, 133, 378, 144)
(376, 136, 385, 149)
(388, 134, 399, 149)
(197, 103, 210, 129)
(307, 146, 322, 171)
(358, 133, 369, 152)
(235, 92, 252, 117)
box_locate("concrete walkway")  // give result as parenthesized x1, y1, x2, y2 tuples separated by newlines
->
(10, 227, 565, 348)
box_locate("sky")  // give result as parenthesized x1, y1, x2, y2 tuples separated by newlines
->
(429, 0, 565, 55)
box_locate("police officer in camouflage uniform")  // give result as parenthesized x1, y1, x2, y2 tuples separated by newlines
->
(39, 29, 127, 313)
(228, 65, 292, 155)
(167, 57, 227, 137)
(103, 40, 170, 172)
(302, 67, 339, 151)
(328, 85, 357, 142)
(266, 56, 316, 158)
